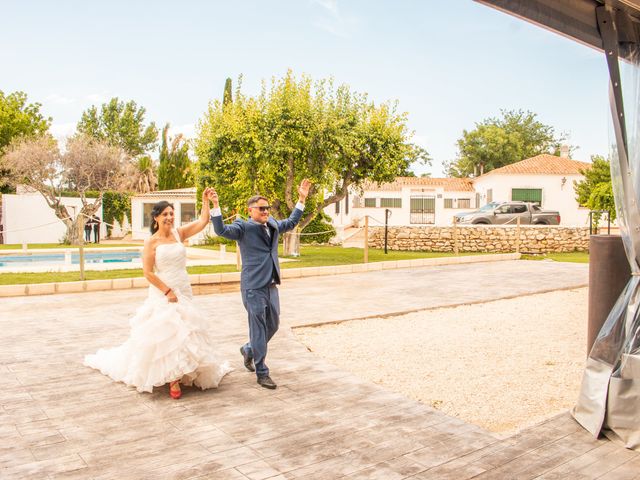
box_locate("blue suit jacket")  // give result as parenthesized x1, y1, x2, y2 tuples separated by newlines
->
(211, 208, 303, 290)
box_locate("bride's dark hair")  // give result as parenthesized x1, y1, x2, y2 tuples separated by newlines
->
(150, 201, 174, 234)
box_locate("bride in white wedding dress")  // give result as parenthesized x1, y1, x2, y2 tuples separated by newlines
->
(84, 188, 232, 399)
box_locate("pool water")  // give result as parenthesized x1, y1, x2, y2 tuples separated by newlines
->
(0, 251, 142, 267)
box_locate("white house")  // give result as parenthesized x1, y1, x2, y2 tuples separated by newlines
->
(1, 188, 104, 244)
(325, 153, 592, 229)
(326, 177, 477, 228)
(472, 154, 591, 226)
(131, 188, 210, 244)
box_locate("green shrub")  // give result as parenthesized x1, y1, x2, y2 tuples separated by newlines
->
(201, 232, 235, 246)
(300, 212, 336, 244)
(102, 191, 132, 236)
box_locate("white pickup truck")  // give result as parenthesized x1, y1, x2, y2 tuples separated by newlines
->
(454, 201, 561, 225)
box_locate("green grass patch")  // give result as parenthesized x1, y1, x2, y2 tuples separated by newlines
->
(521, 251, 589, 263)
(0, 265, 241, 285)
(279, 245, 481, 268)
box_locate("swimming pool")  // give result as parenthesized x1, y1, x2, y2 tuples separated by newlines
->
(0, 251, 142, 268)
(0, 247, 234, 273)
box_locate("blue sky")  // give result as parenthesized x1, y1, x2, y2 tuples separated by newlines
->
(1, 0, 610, 177)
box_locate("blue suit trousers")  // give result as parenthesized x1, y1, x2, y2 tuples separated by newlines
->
(241, 285, 280, 377)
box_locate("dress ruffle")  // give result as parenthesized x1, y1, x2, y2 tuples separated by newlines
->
(84, 294, 232, 393)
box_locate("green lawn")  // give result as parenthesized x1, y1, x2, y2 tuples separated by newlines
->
(520, 252, 589, 263)
(0, 243, 140, 250)
(0, 245, 481, 285)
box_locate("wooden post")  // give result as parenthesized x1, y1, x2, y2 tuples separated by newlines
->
(363, 216, 369, 263)
(516, 216, 521, 254)
(78, 244, 85, 281)
(452, 216, 459, 256)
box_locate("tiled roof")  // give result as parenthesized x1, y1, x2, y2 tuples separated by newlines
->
(365, 177, 475, 192)
(133, 188, 196, 199)
(478, 154, 591, 177)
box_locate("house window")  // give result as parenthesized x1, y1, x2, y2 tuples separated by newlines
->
(335, 201, 340, 214)
(345, 191, 349, 215)
(444, 199, 453, 209)
(364, 198, 377, 208)
(487, 189, 493, 203)
(143, 203, 155, 228)
(181, 203, 196, 225)
(475, 193, 480, 208)
(380, 198, 402, 208)
(458, 198, 471, 209)
(512, 188, 542, 206)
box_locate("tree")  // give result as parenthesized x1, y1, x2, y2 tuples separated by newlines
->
(122, 155, 158, 193)
(574, 155, 615, 224)
(157, 123, 194, 190)
(195, 71, 429, 231)
(2, 134, 129, 244)
(0, 90, 51, 192)
(223, 78, 233, 108)
(446, 109, 566, 177)
(76, 97, 158, 156)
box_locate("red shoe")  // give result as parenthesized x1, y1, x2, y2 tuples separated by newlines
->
(169, 381, 181, 399)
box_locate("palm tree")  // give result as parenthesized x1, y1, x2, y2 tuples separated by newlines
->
(123, 156, 158, 193)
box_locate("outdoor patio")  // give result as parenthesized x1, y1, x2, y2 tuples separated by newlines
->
(2, 261, 639, 479)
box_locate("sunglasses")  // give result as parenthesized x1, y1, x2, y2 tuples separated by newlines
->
(251, 205, 271, 212)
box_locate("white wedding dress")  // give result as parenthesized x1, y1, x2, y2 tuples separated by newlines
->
(84, 230, 232, 393)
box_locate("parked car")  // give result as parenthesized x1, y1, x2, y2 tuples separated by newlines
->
(454, 201, 561, 225)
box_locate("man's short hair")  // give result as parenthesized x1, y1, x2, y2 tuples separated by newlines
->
(247, 195, 269, 207)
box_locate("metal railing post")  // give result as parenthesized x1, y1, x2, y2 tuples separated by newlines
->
(452, 216, 459, 255)
(384, 209, 391, 254)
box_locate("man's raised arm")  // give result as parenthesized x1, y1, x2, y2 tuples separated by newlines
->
(278, 179, 312, 233)
(209, 187, 243, 240)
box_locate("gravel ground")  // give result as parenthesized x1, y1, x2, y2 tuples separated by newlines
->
(294, 287, 588, 435)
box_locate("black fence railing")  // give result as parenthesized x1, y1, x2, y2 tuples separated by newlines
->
(589, 210, 612, 235)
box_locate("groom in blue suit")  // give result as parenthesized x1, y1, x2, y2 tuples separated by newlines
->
(210, 179, 311, 389)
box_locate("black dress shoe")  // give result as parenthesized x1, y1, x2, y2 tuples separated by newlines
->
(240, 346, 255, 372)
(257, 375, 277, 389)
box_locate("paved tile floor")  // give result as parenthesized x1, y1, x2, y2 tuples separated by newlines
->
(2, 260, 639, 479)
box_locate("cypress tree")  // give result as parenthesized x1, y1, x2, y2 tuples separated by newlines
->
(223, 78, 232, 109)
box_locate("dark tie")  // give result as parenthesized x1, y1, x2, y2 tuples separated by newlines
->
(263, 224, 270, 241)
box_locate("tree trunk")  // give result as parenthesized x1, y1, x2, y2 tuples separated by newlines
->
(67, 217, 86, 245)
(283, 231, 300, 257)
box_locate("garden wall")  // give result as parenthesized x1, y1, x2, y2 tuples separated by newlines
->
(368, 225, 590, 254)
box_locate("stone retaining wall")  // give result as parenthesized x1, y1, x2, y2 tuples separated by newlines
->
(368, 225, 590, 254)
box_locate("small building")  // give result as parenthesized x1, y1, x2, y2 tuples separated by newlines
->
(472, 154, 591, 226)
(326, 177, 476, 228)
(326, 153, 592, 229)
(131, 188, 209, 244)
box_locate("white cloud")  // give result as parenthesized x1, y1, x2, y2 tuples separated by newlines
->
(311, 0, 356, 38)
(85, 92, 111, 104)
(313, 0, 339, 16)
(45, 94, 75, 105)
